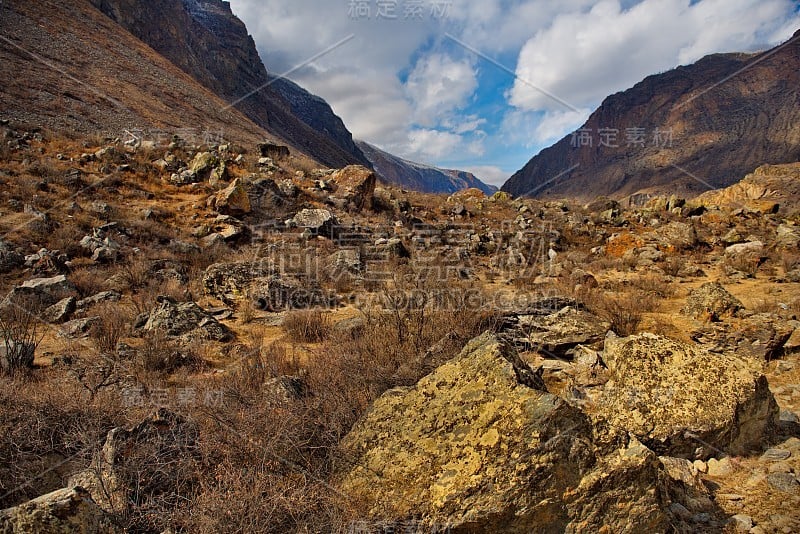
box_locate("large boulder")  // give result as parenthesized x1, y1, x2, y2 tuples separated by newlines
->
(595, 333, 778, 457)
(287, 209, 337, 237)
(681, 282, 743, 320)
(251, 275, 334, 312)
(2, 274, 77, 310)
(213, 177, 251, 216)
(0, 486, 117, 533)
(141, 296, 231, 341)
(337, 334, 675, 532)
(202, 261, 275, 305)
(329, 165, 376, 212)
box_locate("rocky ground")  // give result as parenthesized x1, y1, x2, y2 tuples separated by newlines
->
(0, 123, 799, 532)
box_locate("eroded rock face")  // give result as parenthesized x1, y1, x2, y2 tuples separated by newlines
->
(682, 282, 743, 320)
(595, 333, 778, 457)
(0, 486, 118, 533)
(337, 334, 673, 532)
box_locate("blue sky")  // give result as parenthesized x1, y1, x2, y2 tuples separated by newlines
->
(228, 0, 800, 187)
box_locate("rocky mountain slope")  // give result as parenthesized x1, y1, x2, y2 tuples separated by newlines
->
(1, 124, 800, 531)
(0, 0, 272, 146)
(356, 140, 497, 195)
(89, 0, 371, 169)
(503, 30, 800, 201)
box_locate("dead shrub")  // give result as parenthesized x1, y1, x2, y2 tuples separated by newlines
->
(138, 330, 202, 374)
(661, 256, 683, 277)
(0, 302, 43, 374)
(284, 310, 331, 343)
(585, 289, 656, 336)
(70, 267, 111, 298)
(89, 303, 131, 355)
(631, 274, 674, 298)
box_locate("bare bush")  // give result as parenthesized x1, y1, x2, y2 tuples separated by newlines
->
(89, 303, 131, 355)
(0, 304, 43, 374)
(284, 310, 331, 343)
(585, 289, 656, 336)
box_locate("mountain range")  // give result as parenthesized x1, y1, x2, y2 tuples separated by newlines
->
(356, 140, 497, 195)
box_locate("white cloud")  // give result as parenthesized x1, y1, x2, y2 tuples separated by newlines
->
(405, 129, 467, 160)
(509, 0, 799, 113)
(463, 165, 510, 187)
(405, 54, 478, 127)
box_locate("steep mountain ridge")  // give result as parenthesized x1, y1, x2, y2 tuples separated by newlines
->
(89, 0, 371, 169)
(356, 140, 497, 195)
(0, 0, 272, 146)
(502, 31, 800, 200)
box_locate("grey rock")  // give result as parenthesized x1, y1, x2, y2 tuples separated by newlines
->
(42, 296, 76, 323)
(76, 291, 122, 310)
(289, 208, 337, 237)
(725, 240, 765, 257)
(767, 472, 799, 493)
(142, 296, 231, 341)
(761, 448, 791, 462)
(0, 239, 23, 273)
(58, 317, 100, 338)
(3, 274, 77, 310)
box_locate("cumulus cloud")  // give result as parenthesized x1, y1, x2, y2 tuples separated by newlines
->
(405, 54, 478, 126)
(509, 0, 800, 113)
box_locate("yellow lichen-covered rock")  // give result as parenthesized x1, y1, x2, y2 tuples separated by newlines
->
(337, 334, 673, 532)
(595, 333, 778, 457)
(0, 487, 119, 533)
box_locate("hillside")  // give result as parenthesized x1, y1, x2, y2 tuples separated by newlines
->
(0, 0, 273, 147)
(502, 30, 800, 201)
(356, 140, 497, 195)
(89, 0, 371, 169)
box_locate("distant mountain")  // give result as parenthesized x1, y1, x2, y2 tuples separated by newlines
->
(89, 0, 371, 169)
(356, 141, 497, 195)
(0, 0, 269, 146)
(502, 30, 800, 201)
